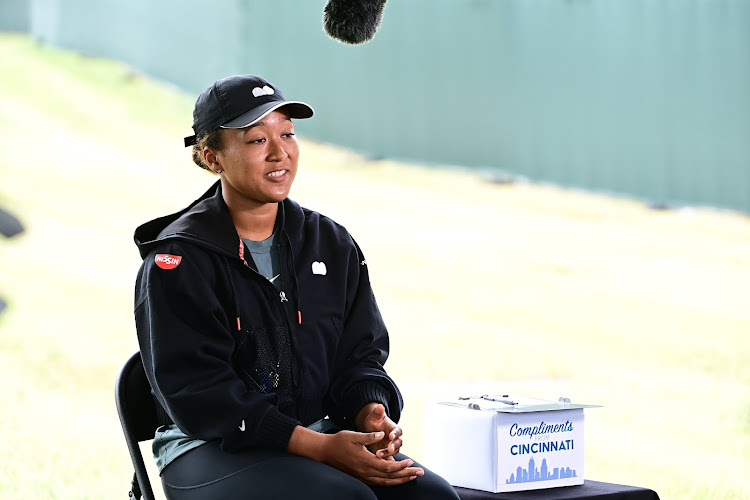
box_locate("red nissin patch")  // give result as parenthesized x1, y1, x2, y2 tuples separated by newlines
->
(154, 254, 182, 270)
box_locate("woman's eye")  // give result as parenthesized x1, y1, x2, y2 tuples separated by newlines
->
(283, 133, 296, 138)
(248, 138, 265, 144)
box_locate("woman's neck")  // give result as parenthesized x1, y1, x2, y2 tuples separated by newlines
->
(225, 198, 279, 242)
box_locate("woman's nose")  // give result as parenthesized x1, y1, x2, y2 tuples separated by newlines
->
(267, 139, 287, 161)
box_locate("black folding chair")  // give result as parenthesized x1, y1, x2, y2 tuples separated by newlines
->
(115, 352, 158, 500)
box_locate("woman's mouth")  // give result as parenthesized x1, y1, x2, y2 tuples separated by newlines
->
(266, 169, 287, 178)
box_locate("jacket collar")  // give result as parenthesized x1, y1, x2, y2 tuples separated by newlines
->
(134, 180, 305, 259)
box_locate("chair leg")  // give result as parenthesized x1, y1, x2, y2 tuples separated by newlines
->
(129, 471, 142, 499)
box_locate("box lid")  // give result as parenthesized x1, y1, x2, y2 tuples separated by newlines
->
(438, 395, 601, 413)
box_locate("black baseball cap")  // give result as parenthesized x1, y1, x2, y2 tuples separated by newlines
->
(184, 74, 314, 147)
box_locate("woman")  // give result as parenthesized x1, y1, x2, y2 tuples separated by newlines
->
(133, 74, 459, 499)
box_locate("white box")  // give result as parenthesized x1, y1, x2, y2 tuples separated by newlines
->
(423, 395, 599, 493)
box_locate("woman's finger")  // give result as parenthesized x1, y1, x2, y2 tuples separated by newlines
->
(388, 425, 402, 441)
(355, 431, 385, 447)
(363, 466, 425, 486)
(365, 456, 417, 475)
(375, 437, 403, 458)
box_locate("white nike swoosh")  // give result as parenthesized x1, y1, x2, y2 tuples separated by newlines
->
(269, 274, 280, 283)
(238, 420, 246, 431)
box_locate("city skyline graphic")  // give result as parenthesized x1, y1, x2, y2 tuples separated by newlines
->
(506, 457, 577, 485)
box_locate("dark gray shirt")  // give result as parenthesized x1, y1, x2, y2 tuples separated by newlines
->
(243, 226, 281, 291)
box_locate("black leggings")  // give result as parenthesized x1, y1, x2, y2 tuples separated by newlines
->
(160, 440, 460, 500)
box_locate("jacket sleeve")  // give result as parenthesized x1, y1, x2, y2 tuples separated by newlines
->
(325, 238, 403, 429)
(134, 242, 300, 452)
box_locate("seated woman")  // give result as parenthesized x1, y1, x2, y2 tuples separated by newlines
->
(133, 74, 460, 500)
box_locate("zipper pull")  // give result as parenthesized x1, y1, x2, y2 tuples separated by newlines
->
(239, 238, 249, 266)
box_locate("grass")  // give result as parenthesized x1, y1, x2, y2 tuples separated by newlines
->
(1, 33, 749, 499)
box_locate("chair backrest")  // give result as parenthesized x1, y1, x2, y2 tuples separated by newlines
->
(115, 352, 158, 500)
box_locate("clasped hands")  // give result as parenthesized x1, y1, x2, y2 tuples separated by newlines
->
(289, 402, 424, 486)
(334, 402, 424, 485)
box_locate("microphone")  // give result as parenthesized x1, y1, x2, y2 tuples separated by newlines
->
(323, 0, 388, 45)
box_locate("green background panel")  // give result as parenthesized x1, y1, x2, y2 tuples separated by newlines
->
(14, 0, 750, 212)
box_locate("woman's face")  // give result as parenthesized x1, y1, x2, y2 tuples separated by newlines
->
(208, 109, 299, 209)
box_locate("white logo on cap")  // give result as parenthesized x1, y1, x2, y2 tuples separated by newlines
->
(252, 86, 275, 97)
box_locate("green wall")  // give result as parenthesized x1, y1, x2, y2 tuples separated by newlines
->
(0, 0, 30, 31)
(25, 0, 750, 212)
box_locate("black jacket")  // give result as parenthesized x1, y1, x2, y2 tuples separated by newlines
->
(134, 181, 402, 452)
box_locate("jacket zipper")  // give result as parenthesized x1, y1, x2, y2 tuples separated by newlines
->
(238, 237, 304, 401)
(277, 239, 305, 407)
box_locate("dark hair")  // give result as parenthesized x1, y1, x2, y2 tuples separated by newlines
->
(191, 129, 224, 173)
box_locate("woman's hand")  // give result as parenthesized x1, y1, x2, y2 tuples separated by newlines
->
(288, 426, 424, 486)
(355, 402, 402, 459)
(322, 430, 423, 485)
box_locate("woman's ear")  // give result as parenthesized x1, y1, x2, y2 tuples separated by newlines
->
(203, 147, 220, 171)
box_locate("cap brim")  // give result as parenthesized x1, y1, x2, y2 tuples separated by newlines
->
(221, 101, 314, 129)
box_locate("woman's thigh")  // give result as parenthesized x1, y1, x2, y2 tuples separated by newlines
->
(160, 441, 375, 500)
(160, 442, 459, 500)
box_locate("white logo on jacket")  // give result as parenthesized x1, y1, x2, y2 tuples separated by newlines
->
(311, 261, 327, 275)
(238, 420, 246, 431)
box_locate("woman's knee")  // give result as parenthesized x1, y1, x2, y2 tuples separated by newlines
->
(368, 456, 460, 500)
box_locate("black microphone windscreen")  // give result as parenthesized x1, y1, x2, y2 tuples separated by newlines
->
(323, 0, 388, 45)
